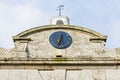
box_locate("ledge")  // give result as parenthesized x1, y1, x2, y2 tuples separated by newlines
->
(13, 37, 32, 42)
(0, 60, 120, 69)
(89, 37, 107, 42)
(0, 58, 120, 64)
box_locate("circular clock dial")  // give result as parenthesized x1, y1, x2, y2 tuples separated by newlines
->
(49, 31, 72, 49)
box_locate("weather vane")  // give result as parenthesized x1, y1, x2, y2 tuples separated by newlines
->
(57, 5, 64, 16)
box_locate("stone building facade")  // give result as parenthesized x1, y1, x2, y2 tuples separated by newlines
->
(0, 16, 120, 80)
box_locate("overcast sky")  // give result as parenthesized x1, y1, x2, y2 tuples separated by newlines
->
(0, 0, 120, 49)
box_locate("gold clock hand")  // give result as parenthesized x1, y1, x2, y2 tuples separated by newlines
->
(57, 37, 61, 44)
(57, 34, 63, 44)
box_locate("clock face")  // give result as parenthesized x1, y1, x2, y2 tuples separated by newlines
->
(49, 31, 72, 49)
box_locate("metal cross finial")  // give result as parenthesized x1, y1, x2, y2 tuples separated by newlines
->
(57, 5, 64, 16)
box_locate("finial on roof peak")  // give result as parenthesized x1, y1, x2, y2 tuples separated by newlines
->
(50, 5, 69, 25)
(56, 5, 64, 16)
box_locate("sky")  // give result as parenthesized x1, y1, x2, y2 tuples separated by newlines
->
(0, 0, 120, 49)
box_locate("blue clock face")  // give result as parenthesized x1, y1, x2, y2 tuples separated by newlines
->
(49, 31, 72, 49)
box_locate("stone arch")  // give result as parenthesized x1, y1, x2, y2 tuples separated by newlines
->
(13, 25, 107, 40)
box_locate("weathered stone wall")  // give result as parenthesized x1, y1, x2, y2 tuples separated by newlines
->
(25, 29, 92, 58)
(12, 25, 109, 59)
(0, 69, 120, 80)
(0, 25, 118, 59)
(0, 25, 120, 80)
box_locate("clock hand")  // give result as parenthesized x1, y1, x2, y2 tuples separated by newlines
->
(57, 34, 63, 44)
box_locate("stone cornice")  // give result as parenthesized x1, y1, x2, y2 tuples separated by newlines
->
(13, 25, 107, 39)
(0, 59, 119, 69)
